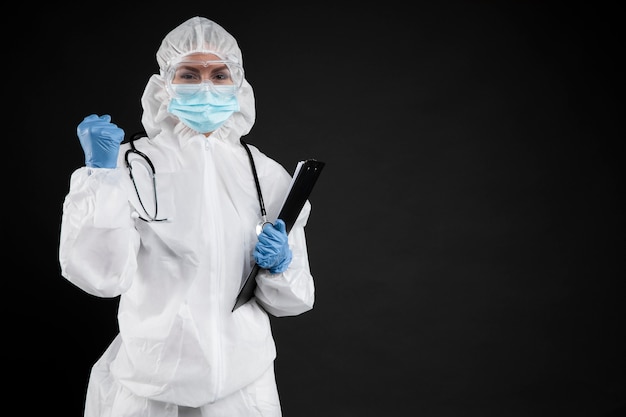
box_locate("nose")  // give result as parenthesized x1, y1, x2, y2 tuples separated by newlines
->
(198, 81, 215, 90)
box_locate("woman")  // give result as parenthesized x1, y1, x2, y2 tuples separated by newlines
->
(59, 16, 315, 417)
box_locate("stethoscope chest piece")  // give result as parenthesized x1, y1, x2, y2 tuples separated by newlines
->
(256, 220, 272, 236)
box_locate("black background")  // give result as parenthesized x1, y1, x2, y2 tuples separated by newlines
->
(9, 2, 623, 416)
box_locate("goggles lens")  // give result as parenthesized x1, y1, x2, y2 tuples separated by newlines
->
(167, 60, 244, 97)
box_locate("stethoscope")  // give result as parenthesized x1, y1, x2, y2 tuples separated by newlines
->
(124, 133, 270, 233)
(240, 138, 273, 234)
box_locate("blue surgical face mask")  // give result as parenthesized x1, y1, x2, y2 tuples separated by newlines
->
(168, 85, 240, 134)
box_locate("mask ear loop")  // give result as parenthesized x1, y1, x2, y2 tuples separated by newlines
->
(241, 139, 270, 235)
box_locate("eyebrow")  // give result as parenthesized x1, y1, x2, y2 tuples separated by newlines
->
(179, 63, 229, 71)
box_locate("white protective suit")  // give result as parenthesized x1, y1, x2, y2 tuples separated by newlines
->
(59, 16, 315, 417)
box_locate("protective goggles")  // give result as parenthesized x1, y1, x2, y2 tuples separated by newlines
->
(165, 59, 244, 98)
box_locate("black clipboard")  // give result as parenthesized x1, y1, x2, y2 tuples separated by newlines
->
(232, 159, 325, 311)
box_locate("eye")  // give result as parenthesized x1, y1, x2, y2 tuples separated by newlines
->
(175, 68, 202, 83)
(209, 67, 233, 84)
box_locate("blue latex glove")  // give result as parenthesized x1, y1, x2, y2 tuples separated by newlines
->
(254, 219, 293, 273)
(77, 114, 125, 168)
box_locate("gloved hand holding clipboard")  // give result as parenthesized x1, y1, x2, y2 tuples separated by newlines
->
(233, 158, 325, 311)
